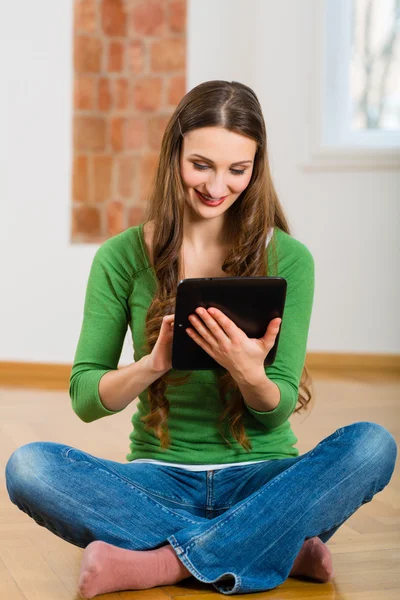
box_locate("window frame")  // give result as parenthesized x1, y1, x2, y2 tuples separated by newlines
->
(299, 0, 400, 172)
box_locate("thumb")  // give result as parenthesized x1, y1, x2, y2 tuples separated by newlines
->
(162, 314, 175, 324)
(261, 318, 281, 349)
(161, 314, 175, 331)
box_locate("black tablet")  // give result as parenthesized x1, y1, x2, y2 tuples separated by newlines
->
(171, 277, 287, 370)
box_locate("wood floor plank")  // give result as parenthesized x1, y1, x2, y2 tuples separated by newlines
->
(0, 554, 27, 599)
(165, 581, 339, 599)
(0, 546, 72, 600)
(119, 589, 182, 599)
(335, 592, 400, 600)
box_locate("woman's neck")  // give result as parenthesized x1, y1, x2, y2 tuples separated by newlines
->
(182, 216, 230, 253)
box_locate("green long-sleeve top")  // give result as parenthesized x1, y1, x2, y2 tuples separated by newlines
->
(69, 223, 315, 464)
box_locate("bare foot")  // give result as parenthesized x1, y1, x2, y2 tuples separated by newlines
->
(289, 536, 335, 582)
(77, 540, 191, 599)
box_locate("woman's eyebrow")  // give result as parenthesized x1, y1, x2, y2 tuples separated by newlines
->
(188, 153, 253, 166)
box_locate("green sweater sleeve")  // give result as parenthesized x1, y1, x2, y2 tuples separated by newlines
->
(69, 237, 133, 422)
(244, 238, 315, 429)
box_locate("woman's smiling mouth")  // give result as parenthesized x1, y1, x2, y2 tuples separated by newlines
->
(195, 190, 228, 206)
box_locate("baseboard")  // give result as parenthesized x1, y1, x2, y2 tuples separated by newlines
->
(0, 362, 72, 390)
(306, 352, 400, 373)
(0, 353, 399, 390)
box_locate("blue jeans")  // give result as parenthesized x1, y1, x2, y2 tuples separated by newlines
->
(4, 421, 397, 595)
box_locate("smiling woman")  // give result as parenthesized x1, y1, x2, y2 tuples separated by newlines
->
(5, 79, 397, 599)
(139, 80, 313, 453)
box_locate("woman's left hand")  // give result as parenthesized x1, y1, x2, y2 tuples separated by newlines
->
(186, 307, 281, 378)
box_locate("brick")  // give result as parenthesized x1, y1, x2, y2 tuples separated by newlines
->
(114, 78, 129, 110)
(111, 117, 125, 151)
(74, 76, 95, 109)
(101, 0, 127, 36)
(169, 0, 186, 33)
(74, 117, 106, 150)
(127, 204, 146, 227)
(150, 38, 185, 72)
(132, 77, 163, 111)
(139, 152, 159, 199)
(117, 155, 138, 198)
(72, 205, 102, 236)
(106, 201, 125, 236)
(127, 40, 144, 74)
(74, 36, 102, 73)
(74, 0, 97, 33)
(98, 77, 112, 111)
(126, 118, 146, 149)
(148, 115, 171, 150)
(130, 0, 166, 36)
(92, 155, 113, 203)
(108, 41, 124, 72)
(167, 75, 185, 105)
(72, 155, 89, 202)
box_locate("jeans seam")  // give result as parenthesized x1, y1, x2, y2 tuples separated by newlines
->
(14, 501, 87, 548)
(13, 466, 202, 552)
(183, 427, 348, 551)
(169, 535, 209, 582)
(13, 474, 154, 546)
(137, 489, 204, 509)
(240, 440, 392, 577)
(64, 447, 205, 510)
(316, 483, 387, 539)
(169, 535, 242, 591)
(183, 458, 305, 550)
(83, 467, 203, 525)
(129, 482, 205, 509)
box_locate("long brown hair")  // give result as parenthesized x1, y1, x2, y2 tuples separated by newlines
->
(142, 80, 313, 452)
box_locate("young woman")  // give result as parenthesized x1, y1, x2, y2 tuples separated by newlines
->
(5, 81, 397, 598)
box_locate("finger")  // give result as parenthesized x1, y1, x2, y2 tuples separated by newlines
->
(261, 318, 281, 347)
(162, 315, 174, 329)
(186, 327, 211, 353)
(267, 319, 281, 337)
(203, 307, 236, 339)
(270, 318, 281, 330)
(188, 314, 217, 344)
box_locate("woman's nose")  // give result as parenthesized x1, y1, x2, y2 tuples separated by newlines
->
(204, 173, 229, 198)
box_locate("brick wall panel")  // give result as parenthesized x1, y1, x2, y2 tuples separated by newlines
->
(72, 0, 186, 241)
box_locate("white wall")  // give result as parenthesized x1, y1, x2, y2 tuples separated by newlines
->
(0, 0, 398, 365)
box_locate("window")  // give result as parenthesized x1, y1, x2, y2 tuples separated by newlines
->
(301, 0, 400, 170)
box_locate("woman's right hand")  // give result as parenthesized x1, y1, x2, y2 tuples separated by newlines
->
(148, 314, 175, 374)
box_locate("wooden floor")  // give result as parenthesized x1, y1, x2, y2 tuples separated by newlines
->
(0, 372, 399, 599)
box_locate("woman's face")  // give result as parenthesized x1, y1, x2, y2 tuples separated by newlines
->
(180, 126, 257, 216)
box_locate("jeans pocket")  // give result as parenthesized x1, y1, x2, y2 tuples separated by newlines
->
(62, 447, 98, 468)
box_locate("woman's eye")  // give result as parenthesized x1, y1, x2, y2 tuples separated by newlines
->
(192, 162, 245, 176)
